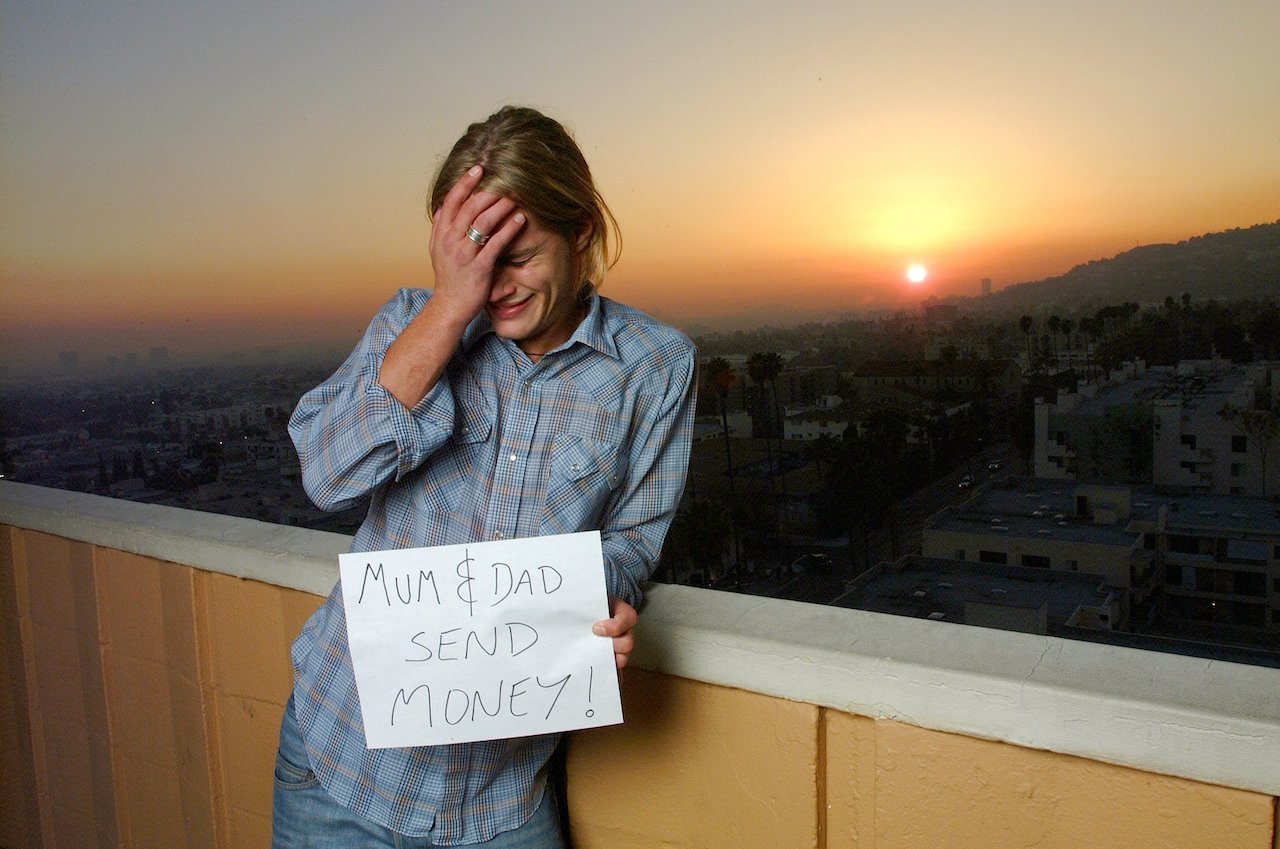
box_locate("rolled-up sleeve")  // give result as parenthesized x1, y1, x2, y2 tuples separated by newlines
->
(288, 290, 457, 512)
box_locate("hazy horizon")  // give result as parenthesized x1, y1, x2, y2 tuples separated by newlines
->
(4, 2, 1279, 372)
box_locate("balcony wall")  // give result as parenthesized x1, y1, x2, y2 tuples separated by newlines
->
(1, 480, 1278, 849)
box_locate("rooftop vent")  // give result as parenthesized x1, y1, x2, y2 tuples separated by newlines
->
(913, 590, 927, 598)
(1037, 529, 1052, 535)
(927, 612, 946, 620)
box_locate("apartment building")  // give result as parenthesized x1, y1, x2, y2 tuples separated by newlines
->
(923, 477, 1280, 639)
(1036, 359, 1280, 496)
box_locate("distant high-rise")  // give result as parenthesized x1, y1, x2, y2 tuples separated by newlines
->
(981, 277, 992, 297)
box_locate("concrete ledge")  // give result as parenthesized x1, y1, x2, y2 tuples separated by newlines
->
(3, 480, 1277, 796)
(635, 583, 1280, 796)
(0, 480, 345, 596)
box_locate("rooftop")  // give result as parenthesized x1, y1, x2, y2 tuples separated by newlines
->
(834, 555, 1114, 629)
(931, 476, 1280, 542)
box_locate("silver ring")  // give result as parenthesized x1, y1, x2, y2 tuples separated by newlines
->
(466, 226, 489, 246)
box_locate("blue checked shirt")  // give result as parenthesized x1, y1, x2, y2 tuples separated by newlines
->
(287, 289, 696, 843)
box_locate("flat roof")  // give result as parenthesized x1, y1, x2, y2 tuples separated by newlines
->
(929, 477, 1279, 542)
(833, 555, 1112, 628)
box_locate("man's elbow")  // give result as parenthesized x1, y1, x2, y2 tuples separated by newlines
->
(299, 467, 355, 512)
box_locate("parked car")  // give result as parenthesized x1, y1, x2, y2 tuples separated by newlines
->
(958, 475, 973, 489)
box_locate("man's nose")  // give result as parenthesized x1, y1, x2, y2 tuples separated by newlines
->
(489, 271, 518, 302)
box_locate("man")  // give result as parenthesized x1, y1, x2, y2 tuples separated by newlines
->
(273, 106, 696, 848)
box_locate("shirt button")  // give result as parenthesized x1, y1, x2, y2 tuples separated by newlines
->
(509, 453, 517, 462)
(571, 463, 581, 473)
(495, 532, 505, 539)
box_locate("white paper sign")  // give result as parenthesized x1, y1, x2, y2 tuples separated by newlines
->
(339, 530, 623, 748)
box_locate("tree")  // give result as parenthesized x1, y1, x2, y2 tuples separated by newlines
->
(703, 357, 741, 574)
(663, 497, 732, 585)
(1018, 315, 1034, 370)
(1220, 403, 1279, 497)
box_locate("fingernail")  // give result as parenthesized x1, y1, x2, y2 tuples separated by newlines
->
(592, 624, 606, 635)
(468, 165, 482, 177)
(513, 212, 526, 224)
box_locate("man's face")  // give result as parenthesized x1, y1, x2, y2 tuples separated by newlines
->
(486, 215, 587, 357)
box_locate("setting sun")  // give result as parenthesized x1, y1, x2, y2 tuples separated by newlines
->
(906, 264, 928, 284)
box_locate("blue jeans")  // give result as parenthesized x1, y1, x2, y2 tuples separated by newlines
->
(271, 695, 564, 848)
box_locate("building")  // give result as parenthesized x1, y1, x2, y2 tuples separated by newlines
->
(923, 476, 1280, 641)
(1131, 494, 1280, 633)
(1036, 359, 1280, 495)
(850, 358, 1021, 407)
(835, 554, 1122, 636)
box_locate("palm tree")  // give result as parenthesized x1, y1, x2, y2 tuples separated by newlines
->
(1047, 315, 1062, 368)
(704, 357, 737, 482)
(703, 357, 741, 576)
(1018, 315, 1034, 370)
(746, 353, 777, 468)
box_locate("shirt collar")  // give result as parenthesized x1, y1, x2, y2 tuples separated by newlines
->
(459, 294, 620, 361)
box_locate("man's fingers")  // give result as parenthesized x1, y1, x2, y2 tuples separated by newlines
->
(436, 164, 484, 226)
(457, 191, 513, 242)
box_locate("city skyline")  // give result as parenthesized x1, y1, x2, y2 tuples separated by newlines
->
(3, 2, 1279, 369)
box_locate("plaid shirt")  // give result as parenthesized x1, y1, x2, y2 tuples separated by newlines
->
(286, 289, 696, 843)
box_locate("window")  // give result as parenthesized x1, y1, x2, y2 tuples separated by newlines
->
(954, 549, 966, 561)
(1231, 603, 1265, 628)
(1180, 434, 1197, 449)
(1165, 564, 1182, 585)
(1230, 463, 1242, 477)
(1233, 572, 1266, 597)
(1232, 435, 1247, 453)
(1022, 554, 1050, 569)
(978, 550, 1008, 565)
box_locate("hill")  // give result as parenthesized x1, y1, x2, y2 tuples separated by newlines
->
(983, 221, 1280, 314)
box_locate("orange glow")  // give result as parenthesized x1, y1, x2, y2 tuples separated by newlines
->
(2, 3, 1278, 369)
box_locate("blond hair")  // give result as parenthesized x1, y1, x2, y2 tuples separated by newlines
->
(430, 106, 620, 297)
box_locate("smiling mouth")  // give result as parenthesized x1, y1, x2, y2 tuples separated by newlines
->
(489, 295, 532, 321)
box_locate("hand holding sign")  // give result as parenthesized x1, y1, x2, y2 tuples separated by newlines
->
(339, 531, 623, 748)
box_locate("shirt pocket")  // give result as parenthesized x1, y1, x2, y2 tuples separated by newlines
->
(543, 435, 627, 529)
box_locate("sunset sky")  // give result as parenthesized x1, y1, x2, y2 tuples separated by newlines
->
(3, 1, 1278, 369)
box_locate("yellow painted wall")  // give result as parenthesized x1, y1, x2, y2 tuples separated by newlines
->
(2, 523, 1277, 849)
(822, 712, 1275, 849)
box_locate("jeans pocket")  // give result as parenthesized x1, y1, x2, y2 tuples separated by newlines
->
(274, 748, 320, 791)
